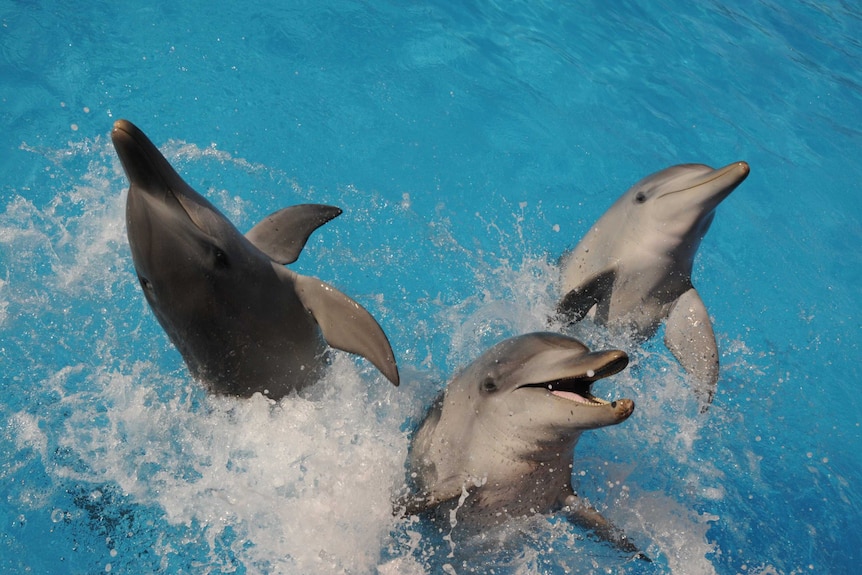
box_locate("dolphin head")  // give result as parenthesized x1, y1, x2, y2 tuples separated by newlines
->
(111, 119, 263, 328)
(620, 161, 749, 242)
(407, 333, 639, 544)
(438, 332, 634, 459)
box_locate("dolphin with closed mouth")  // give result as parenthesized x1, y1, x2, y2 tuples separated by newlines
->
(558, 162, 749, 411)
(401, 332, 646, 559)
(111, 119, 399, 398)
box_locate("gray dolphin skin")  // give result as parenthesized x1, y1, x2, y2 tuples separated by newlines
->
(403, 332, 646, 559)
(112, 119, 399, 398)
(558, 162, 749, 411)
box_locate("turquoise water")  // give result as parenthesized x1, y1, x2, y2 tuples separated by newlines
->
(1, 1, 860, 573)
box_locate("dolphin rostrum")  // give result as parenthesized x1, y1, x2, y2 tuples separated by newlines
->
(402, 332, 646, 559)
(112, 119, 399, 398)
(558, 162, 749, 410)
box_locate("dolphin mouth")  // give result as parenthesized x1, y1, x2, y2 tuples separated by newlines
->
(540, 378, 610, 405)
(661, 161, 750, 198)
(517, 350, 629, 406)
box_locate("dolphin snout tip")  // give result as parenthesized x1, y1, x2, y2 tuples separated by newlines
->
(615, 398, 635, 420)
(111, 118, 134, 139)
(713, 161, 749, 188)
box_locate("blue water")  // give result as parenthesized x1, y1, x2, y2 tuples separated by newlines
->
(1, 1, 860, 573)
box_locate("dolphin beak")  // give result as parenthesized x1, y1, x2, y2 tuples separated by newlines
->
(111, 119, 156, 186)
(669, 161, 749, 200)
(709, 161, 749, 188)
(111, 119, 184, 193)
(112, 119, 221, 236)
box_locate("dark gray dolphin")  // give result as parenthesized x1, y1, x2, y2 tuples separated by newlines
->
(558, 162, 749, 410)
(112, 119, 399, 398)
(402, 332, 645, 559)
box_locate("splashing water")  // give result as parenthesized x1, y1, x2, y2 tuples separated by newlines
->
(2, 137, 758, 574)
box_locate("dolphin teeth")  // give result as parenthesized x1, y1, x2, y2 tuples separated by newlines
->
(520, 378, 612, 406)
(550, 389, 609, 405)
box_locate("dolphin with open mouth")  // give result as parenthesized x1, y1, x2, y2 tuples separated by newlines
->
(401, 332, 646, 560)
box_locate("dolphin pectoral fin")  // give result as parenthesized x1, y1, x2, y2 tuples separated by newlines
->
(246, 204, 342, 264)
(294, 274, 400, 386)
(665, 288, 719, 412)
(557, 270, 614, 324)
(562, 493, 650, 562)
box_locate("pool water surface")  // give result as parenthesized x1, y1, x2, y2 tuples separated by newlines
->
(1, 1, 860, 574)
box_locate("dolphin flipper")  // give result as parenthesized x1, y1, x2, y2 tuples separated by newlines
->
(246, 204, 343, 265)
(557, 269, 615, 323)
(562, 493, 650, 561)
(293, 273, 400, 386)
(664, 288, 719, 411)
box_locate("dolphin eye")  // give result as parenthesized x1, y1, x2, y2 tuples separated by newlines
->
(634, 191, 648, 203)
(139, 276, 153, 291)
(212, 247, 230, 268)
(481, 377, 498, 393)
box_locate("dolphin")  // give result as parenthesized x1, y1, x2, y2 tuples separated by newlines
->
(111, 119, 399, 398)
(402, 332, 645, 559)
(557, 162, 749, 410)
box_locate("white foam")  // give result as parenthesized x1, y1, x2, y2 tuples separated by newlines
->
(54, 356, 410, 574)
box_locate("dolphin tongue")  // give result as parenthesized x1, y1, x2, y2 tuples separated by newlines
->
(551, 390, 594, 404)
(547, 376, 611, 405)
